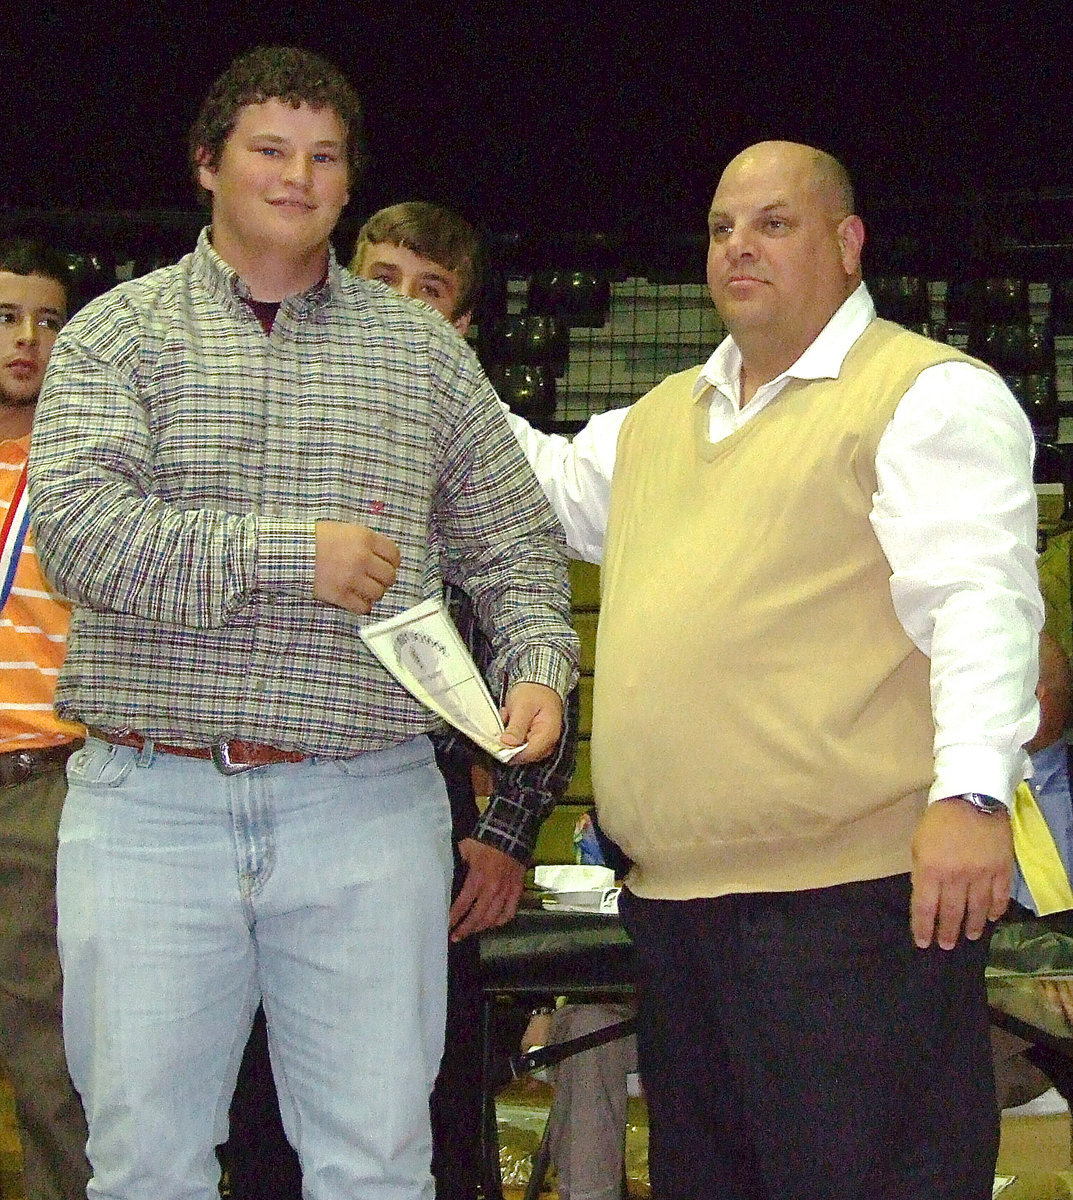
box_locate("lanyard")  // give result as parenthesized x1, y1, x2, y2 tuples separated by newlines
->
(0, 461, 30, 613)
(1012, 779, 1073, 915)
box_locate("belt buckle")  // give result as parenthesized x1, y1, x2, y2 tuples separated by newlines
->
(0, 752, 40, 787)
(1, 752, 36, 787)
(210, 739, 254, 777)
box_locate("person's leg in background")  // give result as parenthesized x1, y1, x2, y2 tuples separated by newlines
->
(546, 1002, 636, 1200)
(0, 766, 89, 1200)
(429, 758, 483, 1200)
(221, 1005, 302, 1200)
(991, 1025, 1056, 1110)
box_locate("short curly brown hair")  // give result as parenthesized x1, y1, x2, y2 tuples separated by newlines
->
(188, 46, 365, 204)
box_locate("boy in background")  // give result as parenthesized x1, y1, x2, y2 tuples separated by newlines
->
(354, 201, 580, 1200)
(0, 238, 90, 1200)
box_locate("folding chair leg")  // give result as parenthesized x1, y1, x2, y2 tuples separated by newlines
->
(479, 996, 505, 1200)
(523, 1117, 553, 1200)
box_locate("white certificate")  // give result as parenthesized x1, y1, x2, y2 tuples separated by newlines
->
(360, 598, 525, 763)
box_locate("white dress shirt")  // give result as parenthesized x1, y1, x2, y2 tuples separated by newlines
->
(507, 283, 1044, 805)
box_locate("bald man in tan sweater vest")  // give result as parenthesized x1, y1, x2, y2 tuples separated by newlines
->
(507, 141, 1042, 1199)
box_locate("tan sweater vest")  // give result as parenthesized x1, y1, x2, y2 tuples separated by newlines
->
(594, 319, 984, 899)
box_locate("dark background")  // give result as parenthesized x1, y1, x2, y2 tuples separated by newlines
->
(6, 3, 1073, 269)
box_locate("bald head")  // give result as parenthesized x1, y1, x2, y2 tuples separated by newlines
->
(807, 146, 855, 220)
(706, 140, 865, 396)
(718, 141, 855, 221)
(1029, 629, 1071, 754)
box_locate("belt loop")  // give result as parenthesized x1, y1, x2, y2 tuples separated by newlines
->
(136, 737, 155, 768)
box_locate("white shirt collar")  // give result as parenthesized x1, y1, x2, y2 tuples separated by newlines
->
(691, 281, 876, 406)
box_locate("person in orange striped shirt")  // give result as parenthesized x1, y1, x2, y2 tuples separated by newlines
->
(0, 238, 89, 1200)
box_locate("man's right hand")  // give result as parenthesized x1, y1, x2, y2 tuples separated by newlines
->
(910, 797, 1012, 950)
(314, 520, 400, 615)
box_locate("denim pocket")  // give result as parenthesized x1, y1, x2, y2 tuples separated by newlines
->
(331, 735, 435, 780)
(66, 738, 136, 788)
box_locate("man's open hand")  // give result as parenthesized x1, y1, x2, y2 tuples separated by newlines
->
(910, 798, 1012, 950)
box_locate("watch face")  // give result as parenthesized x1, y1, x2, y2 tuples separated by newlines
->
(962, 792, 1005, 814)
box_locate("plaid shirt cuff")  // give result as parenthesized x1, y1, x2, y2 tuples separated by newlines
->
(256, 517, 317, 594)
(510, 645, 578, 700)
(473, 788, 558, 864)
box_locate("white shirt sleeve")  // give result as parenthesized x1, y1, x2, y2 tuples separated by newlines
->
(503, 404, 629, 563)
(869, 360, 1044, 804)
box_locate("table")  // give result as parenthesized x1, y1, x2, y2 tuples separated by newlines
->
(478, 907, 633, 1200)
(988, 916, 1073, 1102)
(478, 907, 1073, 1200)
(479, 906, 632, 997)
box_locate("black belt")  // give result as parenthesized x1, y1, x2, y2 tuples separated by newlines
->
(0, 740, 84, 788)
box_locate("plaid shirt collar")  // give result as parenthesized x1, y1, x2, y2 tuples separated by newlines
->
(192, 226, 340, 316)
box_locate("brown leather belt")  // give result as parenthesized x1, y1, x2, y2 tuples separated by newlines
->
(0, 740, 84, 788)
(88, 728, 307, 776)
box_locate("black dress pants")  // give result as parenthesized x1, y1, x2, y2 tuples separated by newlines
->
(620, 875, 998, 1200)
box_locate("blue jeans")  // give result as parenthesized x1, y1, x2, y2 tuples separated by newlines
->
(57, 735, 453, 1200)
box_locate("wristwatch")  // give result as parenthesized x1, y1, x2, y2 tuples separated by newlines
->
(943, 792, 1008, 816)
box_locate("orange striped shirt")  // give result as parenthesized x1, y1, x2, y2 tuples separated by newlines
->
(0, 436, 83, 751)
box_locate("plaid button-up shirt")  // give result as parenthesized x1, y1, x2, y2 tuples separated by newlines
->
(29, 231, 577, 756)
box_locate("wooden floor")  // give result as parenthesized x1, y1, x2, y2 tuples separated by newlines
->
(1, 1073, 647, 1199)
(1, 1074, 25, 1200)
(496, 1078, 650, 1198)
(9, 1075, 1073, 1198)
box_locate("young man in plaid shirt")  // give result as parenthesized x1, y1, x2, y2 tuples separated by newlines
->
(29, 50, 577, 1200)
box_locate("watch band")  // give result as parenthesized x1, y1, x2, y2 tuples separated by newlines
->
(945, 792, 1007, 815)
